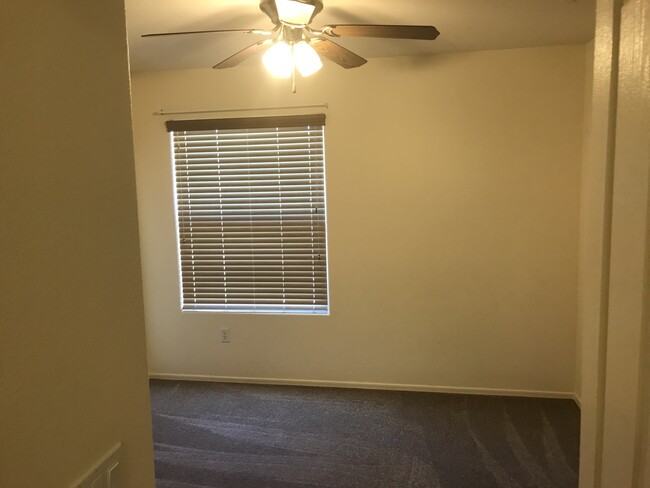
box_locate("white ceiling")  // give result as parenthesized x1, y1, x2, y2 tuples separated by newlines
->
(126, 0, 595, 72)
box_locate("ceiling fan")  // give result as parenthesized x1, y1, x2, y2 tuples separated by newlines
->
(143, 0, 439, 89)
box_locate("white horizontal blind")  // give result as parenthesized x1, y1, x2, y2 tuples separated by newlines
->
(170, 115, 329, 314)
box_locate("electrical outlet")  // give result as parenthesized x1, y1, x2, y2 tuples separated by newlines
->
(220, 327, 230, 343)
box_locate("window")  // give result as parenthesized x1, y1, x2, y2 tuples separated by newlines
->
(167, 114, 329, 314)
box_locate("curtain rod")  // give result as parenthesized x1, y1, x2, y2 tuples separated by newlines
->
(153, 103, 329, 116)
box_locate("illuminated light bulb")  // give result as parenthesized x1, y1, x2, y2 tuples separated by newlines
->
(275, 0, 316, 26)
(293, 41, 322, 77)
(263, 41, 293, 78)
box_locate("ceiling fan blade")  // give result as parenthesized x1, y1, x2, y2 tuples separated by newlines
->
(321, 24, 440, 40)
(310, 38, 367, 69)
(213, 40, 272, 69)
(142, 28, 272, 38)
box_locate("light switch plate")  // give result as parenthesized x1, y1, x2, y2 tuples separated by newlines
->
(107, 460, 121, 488)
(90, 473, 105, 488)
(70, 443, 121, 488)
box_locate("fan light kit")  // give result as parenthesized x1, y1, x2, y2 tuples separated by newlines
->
(263, 41, 323, 78)
(143, 0, 440, 92)
(275, 0, 317, 26)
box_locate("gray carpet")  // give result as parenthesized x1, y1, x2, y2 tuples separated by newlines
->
(150, 380, 580, 488)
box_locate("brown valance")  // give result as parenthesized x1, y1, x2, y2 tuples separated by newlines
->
(165, 113, 326, 132)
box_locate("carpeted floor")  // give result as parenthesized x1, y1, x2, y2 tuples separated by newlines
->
(150, 380, 580, 488)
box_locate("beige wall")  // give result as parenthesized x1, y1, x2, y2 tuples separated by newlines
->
(599, 0, 650, 485)
(132, 45, 585, 395)
(636, 295, 650, 486)
(575, 39, 595, 404)
(577, 0, 619, 486)
(578, 0, 650, 486)
(640, 306, 650, 488)
(0, 2, 155, 487)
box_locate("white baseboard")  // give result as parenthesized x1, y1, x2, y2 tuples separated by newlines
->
(149, 373, 577, 401)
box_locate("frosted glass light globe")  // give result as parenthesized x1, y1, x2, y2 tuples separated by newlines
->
(275, 0, 316, 26)
(293, 41, 322, 77)
(262, 41, 293, 78)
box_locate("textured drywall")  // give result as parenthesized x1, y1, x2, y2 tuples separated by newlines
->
(0, 1, 155, 487)
(577, 0, 618, 486)
(575, 39, 595, 405)
(600, 0, 650, 485)
(578, 0, 650, 486)
(132, 45, 585, 395)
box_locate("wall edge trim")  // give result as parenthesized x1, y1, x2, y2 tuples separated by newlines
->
(573, 393, 583, 409)
(149, 373, 576, 400)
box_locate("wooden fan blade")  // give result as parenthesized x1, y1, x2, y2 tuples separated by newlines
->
(142, 28, 271, 38)
(321, 24, 440, 40)
(310, 38, 367, 69)
(213, 40, 272, 69)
